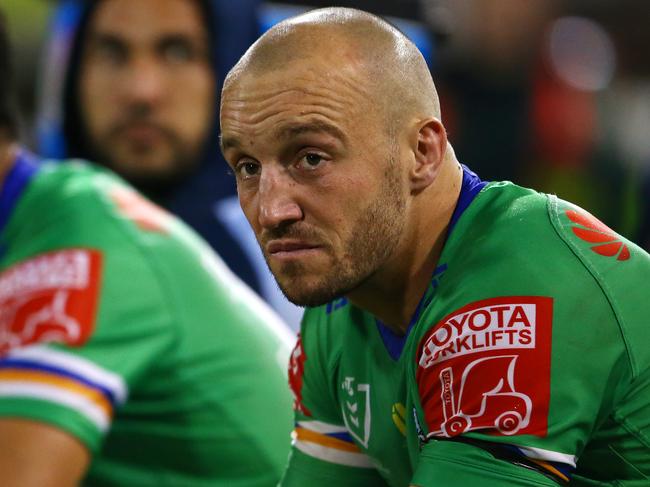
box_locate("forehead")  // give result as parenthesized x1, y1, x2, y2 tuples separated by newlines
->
(88, 0, 208, 43)
(222, 60, 378, 137)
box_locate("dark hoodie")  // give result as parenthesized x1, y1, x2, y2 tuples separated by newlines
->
(36, 0, 304, 328)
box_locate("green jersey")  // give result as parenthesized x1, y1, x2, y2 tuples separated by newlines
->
(281, 166, 650, 486)
(0, 152, 294, 486)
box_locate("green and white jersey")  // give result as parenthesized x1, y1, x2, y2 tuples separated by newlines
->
(0, 152, 295, 486)
(282, 166, 650, 487)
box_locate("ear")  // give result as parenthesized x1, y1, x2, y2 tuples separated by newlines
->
(409, 118, 447, 193)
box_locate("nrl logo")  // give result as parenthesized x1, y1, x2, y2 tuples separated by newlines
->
(341, 376, 371, 448)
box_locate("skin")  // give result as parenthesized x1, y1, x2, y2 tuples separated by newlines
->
(0, 136, 14, 184)
(0, 418, 90, 487)
(220, 8, 463, 334)
(79, 0, 215, 186)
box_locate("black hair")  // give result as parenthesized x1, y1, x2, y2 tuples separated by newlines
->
(0, 10, 17, 140)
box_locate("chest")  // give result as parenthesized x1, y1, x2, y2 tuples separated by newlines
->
(335, 323, 413, 487)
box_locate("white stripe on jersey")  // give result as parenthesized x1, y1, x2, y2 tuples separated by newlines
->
(294, 439, 375, 468)
(514, 444, 577, 467)
(297, 420, 350, 434)
(7, 345, 127, 404)
(0, 382, 110, 431)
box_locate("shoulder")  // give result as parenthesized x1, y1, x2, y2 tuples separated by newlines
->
(21, 161, 166, 244)
(1, 162, 184, 346)
(449, 182, 612, 285)
(548, 196, 650, 374)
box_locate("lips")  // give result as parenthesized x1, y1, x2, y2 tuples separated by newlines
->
(121, 124, 164, 142)
(266, 240, 320, 255)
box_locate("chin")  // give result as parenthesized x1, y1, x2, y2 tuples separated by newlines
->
(277, 275, 354, 308)
(282, 289, 343, 308)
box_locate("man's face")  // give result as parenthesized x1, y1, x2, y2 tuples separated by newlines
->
(220, 60, 408, 307)
(79, 0, 215, 185)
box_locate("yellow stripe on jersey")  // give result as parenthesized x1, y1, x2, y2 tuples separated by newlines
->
(0, 369, 113, 418)
(294, 426, 361, 453)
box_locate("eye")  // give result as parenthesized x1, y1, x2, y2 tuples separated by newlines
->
(298, 152, 326, 170)
(235, 160, 261, 179)
(164, 43, 191, 62)
(90, 40, 127, 66)
(160, 38, 201, 64)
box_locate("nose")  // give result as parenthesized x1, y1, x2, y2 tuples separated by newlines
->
(124, 57, 164, 105)
(257, 166, 303, 230)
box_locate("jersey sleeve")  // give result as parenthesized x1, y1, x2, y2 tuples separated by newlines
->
(407, 199, 648, 486)
(0, 181, 176, 453)
(281, 307, 389, 487)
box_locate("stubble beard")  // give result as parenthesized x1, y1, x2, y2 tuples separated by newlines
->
(269, 159, 407, 307)
(92, 131, 199, 192)
(85, 106, 202, 193)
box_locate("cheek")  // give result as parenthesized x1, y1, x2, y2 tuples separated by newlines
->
(173, 68, 215, 138)
(79, 68, 114, 132)
(309, 179, 366, 237)
(237, 188, 260, 230)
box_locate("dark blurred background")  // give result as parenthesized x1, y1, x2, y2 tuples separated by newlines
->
(4, 0, 650, 247)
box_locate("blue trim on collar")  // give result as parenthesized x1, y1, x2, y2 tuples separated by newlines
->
(448, 164, 487, 234)
(0, 149, 41, 236)
(376, 311, 417, 362)
(376, 264, 447, 361)
(375, 165, 485, 361)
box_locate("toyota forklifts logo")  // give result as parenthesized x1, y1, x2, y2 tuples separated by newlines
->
(417, 297, 553, 439)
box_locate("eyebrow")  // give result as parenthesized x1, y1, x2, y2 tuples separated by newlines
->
(220, 120, 346, 154)
(219, 134, 241, 154)
(86, 32, 125, 48)
(86, 31, 207, 50)
(275, 121, 347, 143)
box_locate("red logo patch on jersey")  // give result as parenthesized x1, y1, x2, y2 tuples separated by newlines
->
(566, 209, 630, 261)
(110, 185, 171, 233)
(0, 249, 102, 355)
(416, 297, 553, 439)
(288, 334, 311, 416)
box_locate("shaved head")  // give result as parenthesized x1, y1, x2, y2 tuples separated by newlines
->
(220, 7, 456, 310)
(223, 7, 440, 132)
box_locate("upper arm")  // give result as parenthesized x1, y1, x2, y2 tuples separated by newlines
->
(408, 293, 622, 485)
(0, 241, 175, 440)
(0, 237, 175, 459)
(0, 418, 90, 487)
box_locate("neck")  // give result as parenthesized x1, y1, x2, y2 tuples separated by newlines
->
(0, 140, 17, 189)
(347, 157, 463, 334)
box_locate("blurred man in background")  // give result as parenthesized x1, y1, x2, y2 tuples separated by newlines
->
(0, 10, 293, 486)
(37, 0, 303, 329)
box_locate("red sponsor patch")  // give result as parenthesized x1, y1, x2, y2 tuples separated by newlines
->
(416, 297, 553, 439)
(288, 334, 311, 416)
(110, 185, 170, 233)
(0, 249, 102, 355)
(566, 209, 630, 261)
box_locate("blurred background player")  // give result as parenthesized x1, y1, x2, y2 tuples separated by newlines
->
(0, 10, 293, 486)
(36, 0, 304, 330)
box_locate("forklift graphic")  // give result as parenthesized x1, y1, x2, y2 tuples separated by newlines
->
(436, 355, 531, 437)
(1, 291, 81, 352)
